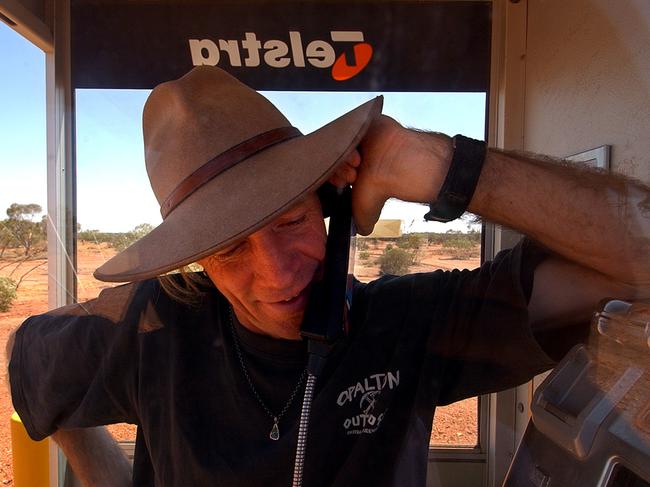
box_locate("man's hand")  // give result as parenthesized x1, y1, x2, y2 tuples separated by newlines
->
(329, 115, 453, 235)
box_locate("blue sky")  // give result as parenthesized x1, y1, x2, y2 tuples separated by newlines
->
(0, 22, 47, 218)
(1, 22, 485, 233)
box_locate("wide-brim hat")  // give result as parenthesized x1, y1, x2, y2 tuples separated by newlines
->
(94, 66, 383, 282)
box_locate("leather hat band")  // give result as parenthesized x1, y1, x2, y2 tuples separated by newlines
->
(160, 126, 302, 218)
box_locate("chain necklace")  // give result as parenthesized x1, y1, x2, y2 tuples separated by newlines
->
(228, 308, 307, 441)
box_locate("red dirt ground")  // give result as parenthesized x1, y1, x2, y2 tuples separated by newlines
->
(0, 240, 480, 483)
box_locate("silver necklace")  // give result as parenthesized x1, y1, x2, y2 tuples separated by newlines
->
(228, 308, 307, 441)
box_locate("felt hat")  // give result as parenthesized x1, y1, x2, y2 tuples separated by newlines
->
(94, 66, 383, 282)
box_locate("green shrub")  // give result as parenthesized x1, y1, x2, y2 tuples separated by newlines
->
(358, 251, 370, 261)
(0, 277, 17, 312)
(377, 247, 414, 276)
(78, 223, 154, 251)
(397, 234, 422, 250)
(427, 233, 444, 245)
(357, 239, 369, 251)
(442, 235, 479, 260)
(442, 237, 473, 250)
(111, 233, 139, 252)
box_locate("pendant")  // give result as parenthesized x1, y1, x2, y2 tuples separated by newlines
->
(270, 417, 280, 441)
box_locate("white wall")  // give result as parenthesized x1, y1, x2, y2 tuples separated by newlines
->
(523, 0, 650, 183)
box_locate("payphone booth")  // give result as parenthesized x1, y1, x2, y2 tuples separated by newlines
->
(1, 0, 649, 486)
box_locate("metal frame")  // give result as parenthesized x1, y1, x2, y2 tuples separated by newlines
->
(45, 0, 76, 483)
(427, 392, 491, 487)
(484, 0, 531, 486)
(4, 0, 524, 485)
(423, 2, 528, 485)
(46, 0, 76, 310)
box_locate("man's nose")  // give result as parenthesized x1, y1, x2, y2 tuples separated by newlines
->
(250, 232, 298, 288)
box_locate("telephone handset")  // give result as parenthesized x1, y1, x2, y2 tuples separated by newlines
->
(300, 185, 355, 344)
(293, 186, 355, 487)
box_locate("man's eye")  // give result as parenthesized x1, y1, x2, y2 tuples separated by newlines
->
(214, 243, 244, 261)
(283, 215, 307, 227)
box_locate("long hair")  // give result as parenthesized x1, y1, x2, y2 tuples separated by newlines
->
(157, 265, 213, 307)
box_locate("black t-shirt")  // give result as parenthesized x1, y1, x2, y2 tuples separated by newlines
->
(10, 240, 567, 486)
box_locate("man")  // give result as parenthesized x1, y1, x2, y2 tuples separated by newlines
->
(8, 66, 650, 486)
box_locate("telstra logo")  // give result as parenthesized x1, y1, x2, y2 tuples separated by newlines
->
(189, 31, 373, 81)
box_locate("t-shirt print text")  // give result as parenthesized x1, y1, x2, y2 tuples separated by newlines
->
(336, 370, 400, 435)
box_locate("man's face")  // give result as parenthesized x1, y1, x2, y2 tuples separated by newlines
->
(199, 193, 326, 340)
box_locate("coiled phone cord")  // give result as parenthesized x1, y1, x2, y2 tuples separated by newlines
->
(291, 345, 330, 487)
(292, 371, 317, 487)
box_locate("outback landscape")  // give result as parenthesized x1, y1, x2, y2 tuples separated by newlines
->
(0, 219, 481, 484)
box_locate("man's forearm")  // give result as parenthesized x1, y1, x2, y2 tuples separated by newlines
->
(469, 148, 650, 289)
(357, 114, 650, 295)
(52, 427, 132, 487)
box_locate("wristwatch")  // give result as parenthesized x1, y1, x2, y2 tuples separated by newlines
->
(423, 134, 487, 223)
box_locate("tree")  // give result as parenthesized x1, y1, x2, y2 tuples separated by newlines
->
(4, 203, 45, 256)
(113, 223, 155, 251)
(6, 203, 42, 221)
(131, 223, 154, 240)
(0, 223, 18, 258)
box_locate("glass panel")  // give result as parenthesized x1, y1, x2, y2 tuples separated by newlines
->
(0, 22, 48, 483)
(75, 87, 158, 302)
(431, 397, 479, 447)
(349, 208, 482, 448)
(76, 89, 156, 443)
(264, 91, 485, 449)
(74, 88, 484, 447)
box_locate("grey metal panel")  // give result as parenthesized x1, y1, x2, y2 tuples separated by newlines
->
(505, 302, 650, 486)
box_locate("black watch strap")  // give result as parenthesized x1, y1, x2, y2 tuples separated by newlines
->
(424, 135, 487, 223)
